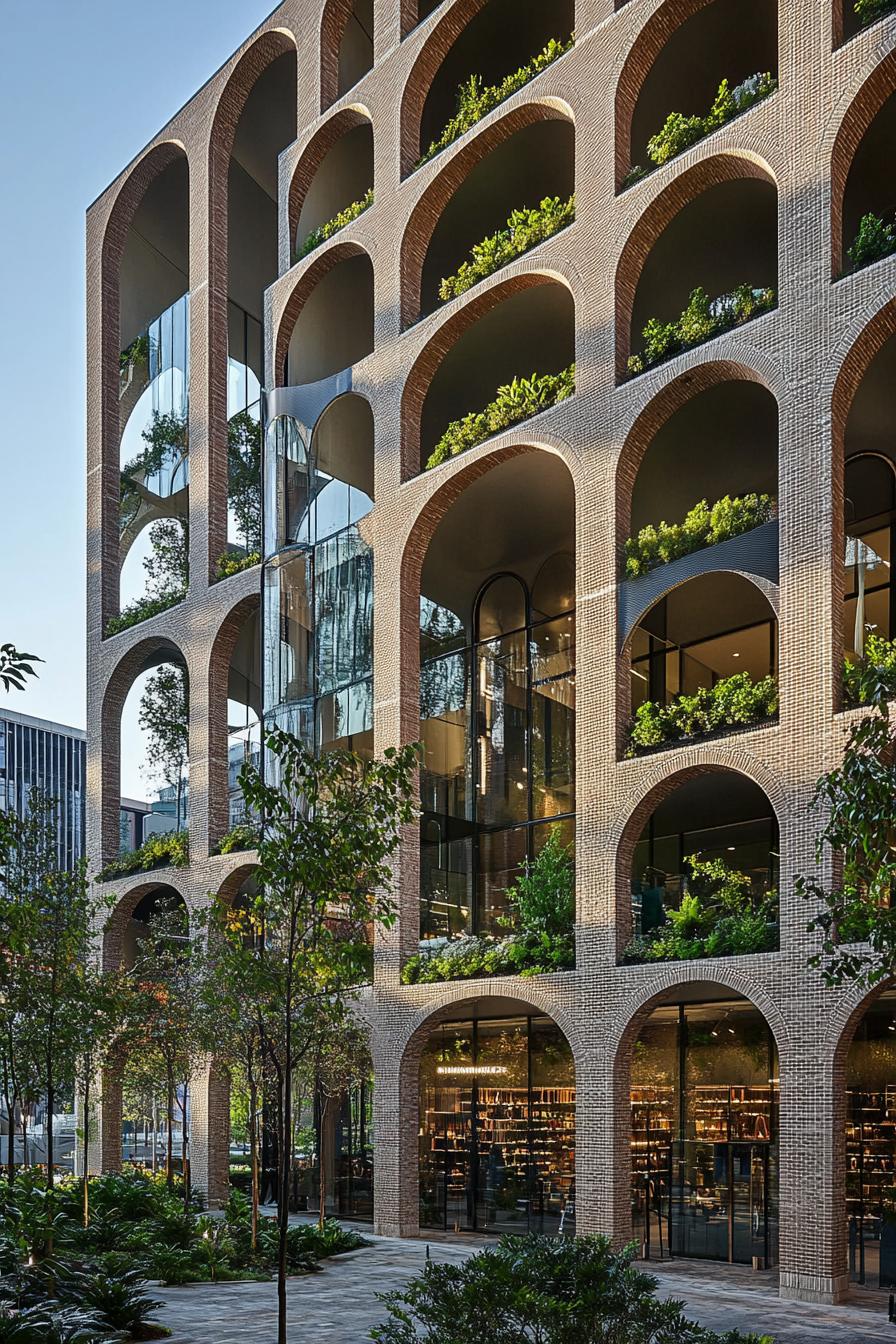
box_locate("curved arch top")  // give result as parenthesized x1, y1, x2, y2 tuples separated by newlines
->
(287, 106, 373, 255)
(829, 49, 896, 277)
(273, 240, 374, 386)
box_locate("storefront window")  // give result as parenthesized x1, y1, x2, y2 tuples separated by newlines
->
(847, 989, 896, 1289)
(631, 1000, 779, 1268)
(419, 1013, 575, 1236)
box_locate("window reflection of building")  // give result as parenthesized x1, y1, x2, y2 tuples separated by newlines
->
(631, 999, 779, 1268)
(419, 1013, 575, 1235)
(420, 560, 575, 939)
(263, 408, 374, 757)
(844, 453, 896, 660)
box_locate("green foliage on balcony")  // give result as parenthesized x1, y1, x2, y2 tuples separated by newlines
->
(626, 285, 775, 378)
(297, 188, 374, 260)
(843, 634, 896, 706)
(104, 588, 186, 637)
(623, 73, 777, 186)
(416, 37, 574, 169)
(426, 364, 575, 469)
(214, 821, 261, 855)
(403, 832, 575, 983)
(97, 829, 188, 883)
(623, 857, 777, 963)
(847, 211, 896, 272)
(438, 195, 575, 302)
(855, 0, 896, 26)
(623, 493, 775, 578)
(215, 550, 261, 581)
(119, 330, 152, 373)
(629, 672, 778, 754)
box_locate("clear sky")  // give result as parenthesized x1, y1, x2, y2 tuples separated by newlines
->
(0, 0, 275, 750)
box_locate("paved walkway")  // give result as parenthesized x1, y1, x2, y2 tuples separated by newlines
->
(155, 1232, 896, 1343)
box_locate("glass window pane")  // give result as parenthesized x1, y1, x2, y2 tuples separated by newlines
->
(476, 633, 528, 828)
(477, 575, 527, 640)
(531, 616, 575, 819)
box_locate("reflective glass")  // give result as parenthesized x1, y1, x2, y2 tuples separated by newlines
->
(476, 632, 528, 828)
(477, 575, 527, 640)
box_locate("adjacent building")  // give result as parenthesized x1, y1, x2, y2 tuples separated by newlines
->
(86, 0, 896, 1305)
(0, 708, 86, 872)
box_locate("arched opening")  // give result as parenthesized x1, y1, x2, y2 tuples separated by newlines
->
(413, 113, 574, 321)
(837, 0, 896, 47)
(402, 0, 442, 36)
(842, 985, 896, 1289)
(418, 451, 575, 945)
(623, 769, 780, 963)
(625, 573, 779, 754)
(629, 986, 779, 1267)
(622, 375, 779, 569)
(619, 161, 778, 380)
(837, 67, 896, 275)
(284, 251, 374, 383)
(413, 278, 575, 475)
(403, 0, 574, 174)
(617, 0, 778, 187)
(417, 997, 575, 1233)
(116, 153, 190, 631)
(840, 326, 896, 676)
(225, 607, 262, 837)
(263, 397, 374, 756)
(294, 118, 374, 262)
(116, 651, 190, 863)
(322, 0, 374, 111)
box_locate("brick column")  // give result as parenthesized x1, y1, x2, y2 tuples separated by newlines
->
(87, 1064, 123, 1175)
(189, 1060, 231, 1207)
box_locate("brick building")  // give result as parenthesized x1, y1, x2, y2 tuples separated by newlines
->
(86, 0, 896, 1303)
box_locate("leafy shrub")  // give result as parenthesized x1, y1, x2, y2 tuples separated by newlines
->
(298, 189, 374, 259)
(104, 589, 185, 637)
(502, 831, 574, 939)
(214, 821, 261, 855)
(847, 211, 896, 272)
(438, 196, 575, 302)
(417, 38, 574, 168)
(843, 634, 896, 705)
(402, 930, 575, 985)
(623, 493, 774, 578)
(0, 1303, 111, 1344)
(426, 365, 575, 469)
(645, 73, 777, 168)
(627, 286, 775, 377)
(855, 0, 896, 25)
(624, 857, 777, 964)
(96, 828, 188, 882)
(120, 331, 152, 374)
(629, 672, 778, 753)
(215, 550, 261, 581)
(74, 1265, 163, 1334)
(371, 1234, 774, 1344)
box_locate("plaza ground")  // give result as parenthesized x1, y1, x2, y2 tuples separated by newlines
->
(155, 1230, 896, 1344)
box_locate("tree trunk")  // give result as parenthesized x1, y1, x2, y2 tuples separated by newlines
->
(21, 1107, 28, 1169)
(249, 1075, 259, 1254)
(319, 1092, 330, 1231)
(278, 1019, 292, 1344)
(152, 1098, 158, 1174)
(166, 1068, 174, 1189)
(180, 1083, 190, 1210)
(2, 1065, 14, 1185)
(82, 1073, 90, 1229)
(45, 1070, 54, 1187)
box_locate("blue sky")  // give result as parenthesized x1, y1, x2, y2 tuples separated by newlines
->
(0, 1, 274, 738)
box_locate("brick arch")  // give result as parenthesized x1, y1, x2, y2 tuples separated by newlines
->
(216, 861, 260, 906)
(99, 634, 189, 866)
(273, 239, 374, 386)
(399, 98, 574, 327)
(614, 0, 717, 187)
(207, 28, 298, 573)
(614, 357, 780, 546)
(99, 141, 189, 628)
(207, 592, 261, 851)
(399, 0, 491, 176)
(829, 49, 896, 276)
(320, 0, 357, 111)
(400, 269, 576, 479)
(614, 152, 778, 379)
(102, 876, 191, 972)
(610, 754, 786, 953)
(287, 106, 372, 254)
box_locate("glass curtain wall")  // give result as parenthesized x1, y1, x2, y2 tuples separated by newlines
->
(119, 294, 190, 528)
(419, 1014, 575, 1235)
(631, 1000, 779, 1267)
(226, 303, 263, 561)
(420, 569, 575, 938)
(292, 1077, 375, 1222)
(263, 411, 374, 759)
(844, 454, 896, 661)
(847, 989, 896, 1289)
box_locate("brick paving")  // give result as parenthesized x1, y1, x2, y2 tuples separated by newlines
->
(154, 1233, 896, 1343)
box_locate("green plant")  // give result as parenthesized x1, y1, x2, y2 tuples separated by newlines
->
(438, 196, 575, 302)
(214, 821, 261, 855)
(426, 364, 575, 469)
(855, 0, 896, 26)
(629, 673, 778, 753)
(847, 211, 896, 272)
(0, 1304, 111, 1344)
(298, 188, 374, 259)
(627, 285, 776, 377)
(74, 1266, 163, 1335)
(0, 643, 41, 693)
(215, 550, 261, 581)
(104, 589, 186, 637)
(401, 929, 575, 984)
(371, 1234, 774, 1344)
(120, 331, 152, 374)
(623, 493, 774, 578)
(644, 73, 777, 169)
(843, 634, 896, 705)
(502, 831, 574, 938)
(417, 38, 574, 167)
(624, 857, 777, 964)
(95, 829, 188, 882)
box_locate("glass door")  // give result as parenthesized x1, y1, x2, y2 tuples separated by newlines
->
(730, 1144, 769, 1266)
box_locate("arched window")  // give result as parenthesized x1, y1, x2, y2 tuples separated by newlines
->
(420, 561, 575, 938)
(845, 453, 896, 659)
